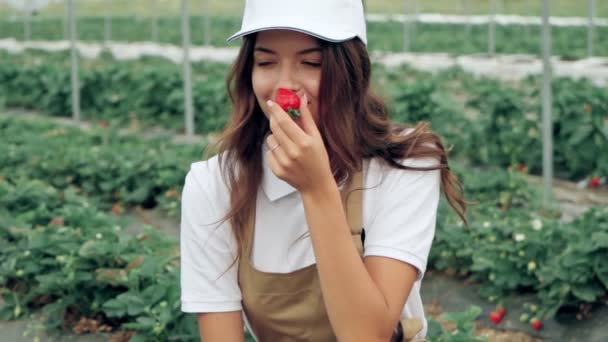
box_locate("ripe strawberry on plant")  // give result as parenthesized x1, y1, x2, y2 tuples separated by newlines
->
(589, 176, 600, 188)
(275, 88, 301, 119)
(489, 311, 503, 325)
(112, 203, 123, 215)
(531, 318, 542, 330)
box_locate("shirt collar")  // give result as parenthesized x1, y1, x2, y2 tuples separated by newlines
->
(260, 138, 352, 202)
(261, 142, 297, 202)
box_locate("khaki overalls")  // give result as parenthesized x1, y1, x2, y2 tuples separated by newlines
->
(238, 169, 424, 341)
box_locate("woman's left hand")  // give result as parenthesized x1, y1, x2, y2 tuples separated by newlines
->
(265, 94, 335, 194)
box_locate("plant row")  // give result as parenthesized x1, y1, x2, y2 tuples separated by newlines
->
(0, 116, 484, 341)
(2, 51, 606, 182)
(0, 176, 200, 341)
(434, 162, 608, 323)
(1, 115, 607, 330)
(0, 115, 202, 217)
(2, 15, 608, 58)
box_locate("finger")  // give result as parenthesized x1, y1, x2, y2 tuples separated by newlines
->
(265, 149, 284, 179)
(268, 111, 299, 158)
(299, 94, 319, 135)
(267, 99, 308, 144)
(266, 134, 290, 167)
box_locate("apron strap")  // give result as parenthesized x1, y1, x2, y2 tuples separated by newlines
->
(341, 167, 364, 256)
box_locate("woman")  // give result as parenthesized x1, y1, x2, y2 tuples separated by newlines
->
(180, 0, 466, 341)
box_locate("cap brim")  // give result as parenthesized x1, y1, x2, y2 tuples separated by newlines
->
(226, 24, 358, 45)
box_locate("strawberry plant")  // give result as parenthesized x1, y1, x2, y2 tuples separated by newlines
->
(426, 305, 487, 341)
(0, 177, 199, 341)
(0, 115, 202, 217)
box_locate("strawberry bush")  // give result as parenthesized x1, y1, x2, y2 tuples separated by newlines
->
(431, 162, 608, 321)
(0, 109, 606, 341)
(2, 50, 607, 184)
(0, 115, 202, 216)
(0, 177, 199, 341)
(0, 51, 230, 134)
(0, 116, 494, 340)
(377, 64, 608, 184)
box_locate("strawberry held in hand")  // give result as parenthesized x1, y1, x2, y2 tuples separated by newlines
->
(275, 88, 301, 119)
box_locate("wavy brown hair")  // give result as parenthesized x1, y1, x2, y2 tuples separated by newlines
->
(206, 34, 467, 271)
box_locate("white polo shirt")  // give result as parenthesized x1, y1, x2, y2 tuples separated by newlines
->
(180, 148, 440, 338)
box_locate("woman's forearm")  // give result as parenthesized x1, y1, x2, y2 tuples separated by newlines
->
(300, 180, 392, 341)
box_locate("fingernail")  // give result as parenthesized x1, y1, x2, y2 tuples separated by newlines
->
(266, 99, 274, 107)
(302, 94, 307, 105)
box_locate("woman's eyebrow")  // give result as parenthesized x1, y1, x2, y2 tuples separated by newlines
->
(254, 47, 322, 55)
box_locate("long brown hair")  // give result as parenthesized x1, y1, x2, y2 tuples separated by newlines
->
(206, 34, 466, 272)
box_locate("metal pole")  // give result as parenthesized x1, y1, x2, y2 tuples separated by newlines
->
(411, 0, 418, 44)
(203, 0, 211, 46)
(24, 0, 31, 41)
(181, 0, 195, 136)
(64, 0, 69, 40)
(497, 0, 503, 15)
(588, 0, 596, 58)
(541, 0, 553, 207)
(68, 0, 81, 123)
(488, 0, 496, 56)
(462, 0, 471, 37)
(151, 0, 159, 42)
(104, 0, 111, 43)
(402, 0, 410, 52)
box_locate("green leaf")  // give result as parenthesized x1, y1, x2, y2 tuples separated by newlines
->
(129, 334, 149, 342)
(425, 317, 445, 339)
(572, 283, 603, 302)
(441, 305, 482, 333)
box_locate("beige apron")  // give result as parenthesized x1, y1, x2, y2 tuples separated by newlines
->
(238, 169, 424, 341)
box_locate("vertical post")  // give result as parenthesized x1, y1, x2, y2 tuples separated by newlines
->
(151, 0, 159, 42)
(588, 0, 596, 58)
(104, 0, 111, 43)
(203, 0, 211, 46)
(540, 0, 553, 207)
(462, 0, 471, 37)
(402, 0, 410, 52)
(411, 0, 418, 43)
(497, 0, 504, 15)
(488, 0, 496, 56)
(68, 0, 81, 123)
(64, 0, 69, 40)
(181, 0, 195, 137)
(24, 0, 31, 41)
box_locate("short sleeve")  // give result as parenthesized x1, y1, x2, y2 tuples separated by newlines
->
(180, 162, 242, 313)
(363, 158, 441, 281)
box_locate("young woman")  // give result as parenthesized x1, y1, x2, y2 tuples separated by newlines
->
(180, 1, 466, 341)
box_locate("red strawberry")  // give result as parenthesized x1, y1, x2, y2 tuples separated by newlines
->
(517, 164, 527, 173)
(489, 311, 502, 325)
(112, 203, 123, 215)
(275, 88, 301, 119)
(589, 176, 600, 188)
(496, 307, 506, 318)
(531, 319, 542, 330)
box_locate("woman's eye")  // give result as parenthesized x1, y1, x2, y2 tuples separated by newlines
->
(256, 62, 275, 67)
(303, 62, 321, 67)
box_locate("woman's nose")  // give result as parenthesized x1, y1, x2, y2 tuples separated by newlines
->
(277, 65, 300, 92)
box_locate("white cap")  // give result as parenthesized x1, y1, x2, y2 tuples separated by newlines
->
(227, 0, 367, 46)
